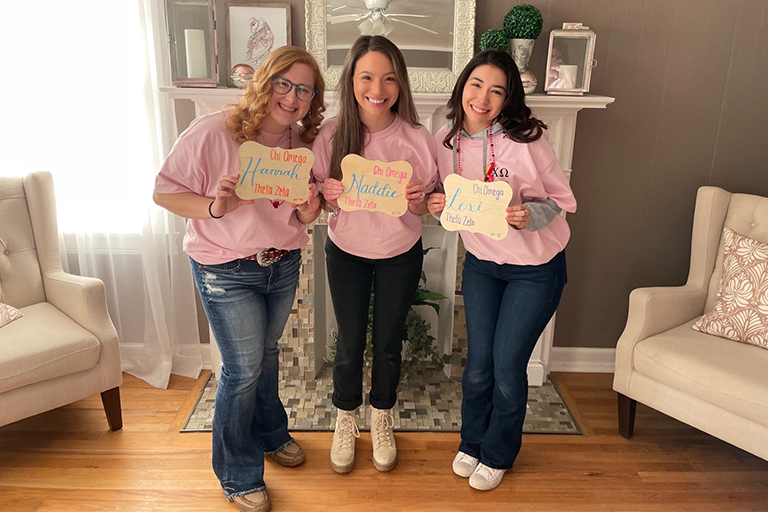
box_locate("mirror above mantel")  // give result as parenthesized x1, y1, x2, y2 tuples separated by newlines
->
(304, 0, 476, 93)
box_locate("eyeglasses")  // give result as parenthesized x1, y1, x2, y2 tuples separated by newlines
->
(271, 76, 317, 102)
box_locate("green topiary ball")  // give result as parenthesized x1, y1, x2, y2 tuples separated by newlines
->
(479, 28, 509, 52)
(503, 4, 543, 40)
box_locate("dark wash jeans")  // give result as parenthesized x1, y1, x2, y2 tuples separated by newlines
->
(325, 238, 423, 411)
(459, 250, 567, 470)
(190, 251, 300, 499)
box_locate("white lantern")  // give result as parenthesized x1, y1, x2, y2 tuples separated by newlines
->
(165, 0, 219, 87)
(544, 23, 597, 96)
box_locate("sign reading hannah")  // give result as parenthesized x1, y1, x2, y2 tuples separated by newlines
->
(235, 141, 314, 204)
(338, 154, 413, 217)
(440, 174, 512, 240)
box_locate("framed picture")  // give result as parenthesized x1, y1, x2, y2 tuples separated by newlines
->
(224, 2, 291, 86)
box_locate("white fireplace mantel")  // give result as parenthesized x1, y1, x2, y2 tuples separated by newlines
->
(162, 86, 615, 385)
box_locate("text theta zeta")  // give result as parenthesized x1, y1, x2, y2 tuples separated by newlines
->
(346, 173, 399, 200)
(240, 157, 301, 186)
(343, 197, 362, 207)
(254, 183, 273, 195)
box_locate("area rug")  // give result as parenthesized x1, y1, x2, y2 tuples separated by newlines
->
(182, 363, 580, 434)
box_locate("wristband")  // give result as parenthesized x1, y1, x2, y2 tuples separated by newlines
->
(208, 200, 224, 219)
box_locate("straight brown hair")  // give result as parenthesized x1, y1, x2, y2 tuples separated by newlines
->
(328, 36, 419, 181)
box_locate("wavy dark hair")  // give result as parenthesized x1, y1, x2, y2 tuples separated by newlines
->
(328, 35, 420, 181)
(442, 50, 545, 149)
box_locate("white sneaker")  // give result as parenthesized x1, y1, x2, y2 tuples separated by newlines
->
(469, 463, 508, 491)
(452, 451, 479, 478)
(371, 406, 397, 472)
(330, 409, 359, 473)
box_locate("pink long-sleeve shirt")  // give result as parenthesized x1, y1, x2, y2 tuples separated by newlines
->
(435, 123, 577, 266)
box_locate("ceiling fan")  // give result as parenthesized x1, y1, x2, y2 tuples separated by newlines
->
(327, 0, 437, 37)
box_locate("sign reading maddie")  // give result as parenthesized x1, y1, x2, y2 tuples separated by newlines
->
(440, 174, 512, 240)
(235, 141, 314, 204)
(338, 154, 413, 217)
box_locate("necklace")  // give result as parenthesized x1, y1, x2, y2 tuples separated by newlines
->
(456, 123, 495, 182)
(262, 125, 291, 208)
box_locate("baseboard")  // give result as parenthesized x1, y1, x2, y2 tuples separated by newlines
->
(550, 347, 616, 373)
(201, 344, 212, 370)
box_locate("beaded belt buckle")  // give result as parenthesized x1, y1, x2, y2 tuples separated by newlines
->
(245, 248, 290, 267)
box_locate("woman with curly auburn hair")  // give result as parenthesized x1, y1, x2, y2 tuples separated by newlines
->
(153, 46, 325, 512)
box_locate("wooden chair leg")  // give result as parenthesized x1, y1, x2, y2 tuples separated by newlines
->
(617, 392, 636, 438)
(101, 387, 123, 431)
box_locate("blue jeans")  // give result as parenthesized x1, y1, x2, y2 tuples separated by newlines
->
(459, 251, 567, 470)
(191, 251, 301, 499)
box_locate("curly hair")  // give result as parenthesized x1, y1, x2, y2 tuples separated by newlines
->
(442, 50, 545, 149)
(226, 46, 326, 145)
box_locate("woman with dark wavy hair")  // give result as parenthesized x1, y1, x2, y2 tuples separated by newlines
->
(154, 46, 325, 512)
(428, 50, 577, 491)
(312, 35, 437, 475)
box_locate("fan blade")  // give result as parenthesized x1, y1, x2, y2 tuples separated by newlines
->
(328, 12, 369, 24)
(387, 17, 438, 35)
(382, 13, 430, 18)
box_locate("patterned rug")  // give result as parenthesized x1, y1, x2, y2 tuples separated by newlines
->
(182, 363, 580, 434)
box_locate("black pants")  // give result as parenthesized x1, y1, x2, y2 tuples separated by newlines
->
(326, 237, 423, 411)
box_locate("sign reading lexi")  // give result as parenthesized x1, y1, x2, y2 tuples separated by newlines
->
(235, 141, 314, 204)
(440, 174, 512, 240)
(339, 154, 413, 217)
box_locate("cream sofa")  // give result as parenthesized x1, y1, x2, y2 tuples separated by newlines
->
(0, 172, 122, 429)
(613, 186, 768, 462)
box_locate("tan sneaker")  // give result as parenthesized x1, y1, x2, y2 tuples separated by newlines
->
(330, 408, 359, 473)
(269, 440, 305, 467)
(371, 406, 397, 472)
(231, 490, 271, 512)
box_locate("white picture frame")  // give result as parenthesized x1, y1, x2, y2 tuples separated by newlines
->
(225, 2, 291, 86)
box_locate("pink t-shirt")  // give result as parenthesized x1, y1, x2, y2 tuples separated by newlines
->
(154, 110, 311, 265)
(313, 116, 438, 259)
(435, 123, 577, 266)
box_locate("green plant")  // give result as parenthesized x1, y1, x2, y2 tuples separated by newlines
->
(503, 4, 543, 40)
(325, 247, 456, 385)
(479, 28, 509, 52)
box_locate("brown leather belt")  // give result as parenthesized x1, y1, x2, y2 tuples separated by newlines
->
(244, 248, 290, 267)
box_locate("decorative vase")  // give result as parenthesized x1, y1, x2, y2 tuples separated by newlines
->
(509, 38, 537, 94)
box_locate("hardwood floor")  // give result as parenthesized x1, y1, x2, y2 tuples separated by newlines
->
(1, 371, 767, 512)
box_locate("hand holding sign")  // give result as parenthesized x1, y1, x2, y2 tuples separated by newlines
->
(339, 155, 413, 217)
(440, 174, 512, 240)
(235, 141, 314, 204)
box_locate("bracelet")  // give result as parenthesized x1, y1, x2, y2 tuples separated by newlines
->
(208, 200, 224, 219)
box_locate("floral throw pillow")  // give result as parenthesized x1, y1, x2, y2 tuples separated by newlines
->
(693, 228, 768, 349)
(0, 302, 23, 329)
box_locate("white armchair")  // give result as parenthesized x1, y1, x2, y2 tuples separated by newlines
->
(0, 172, 122, 429)
(613, 186, 768, 461)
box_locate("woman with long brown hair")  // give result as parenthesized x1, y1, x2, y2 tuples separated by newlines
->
(428, 50, 576, 491)
(154, 46, 325, 512)
(312, 35, 437, 474)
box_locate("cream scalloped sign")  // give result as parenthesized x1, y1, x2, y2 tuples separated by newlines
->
(440, 174, 512, 240)
(235, 141, 314, 204)
(338, 154, 413, 217)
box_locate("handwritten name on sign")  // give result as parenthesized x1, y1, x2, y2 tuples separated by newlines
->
(440, 174, 512, 240)
(338, 154, 413, 217)
(235, 141, 315, 204)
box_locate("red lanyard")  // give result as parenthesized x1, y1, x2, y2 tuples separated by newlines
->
(456, 123, 495, 182)
(268, 125, 291, 209)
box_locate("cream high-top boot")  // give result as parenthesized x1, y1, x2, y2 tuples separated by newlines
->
(330, 408, 359, 473)
(371, 406, 397, 472)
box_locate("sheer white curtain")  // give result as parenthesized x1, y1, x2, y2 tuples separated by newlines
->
(1, 1, 202, 388)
